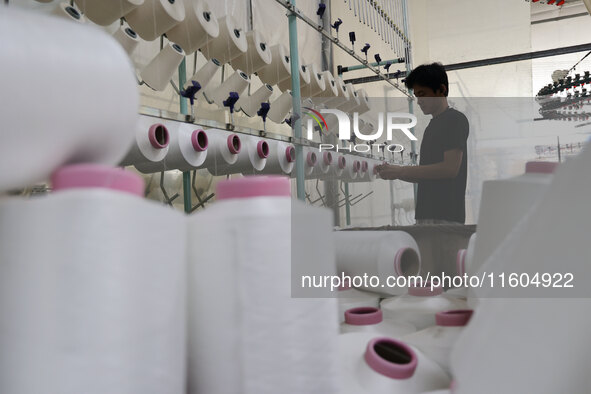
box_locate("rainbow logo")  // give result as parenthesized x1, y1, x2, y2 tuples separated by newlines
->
(303, 107, 328, 132)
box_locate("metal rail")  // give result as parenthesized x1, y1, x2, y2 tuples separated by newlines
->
(344, 43, 591, 85)
(138, 106, 385, 161)
(338, 58, 405, 74)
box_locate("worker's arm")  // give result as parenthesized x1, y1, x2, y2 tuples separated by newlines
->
(375, 149, 463, 182)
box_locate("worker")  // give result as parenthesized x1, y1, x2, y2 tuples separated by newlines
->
(375, 63, 469, 224)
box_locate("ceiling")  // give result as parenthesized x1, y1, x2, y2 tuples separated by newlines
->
(531, 0, 583, 14)
(530, 0, 589, 23)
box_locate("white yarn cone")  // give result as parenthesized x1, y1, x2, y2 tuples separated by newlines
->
(73, 0, 143, 26)
(336, 286, 381, 323)
(231, 29, 272, 75)
(367, 159, 381, 182)
(0, 7, 138, 191)
(257, 44, 291, 86)
(350, 159, 378, 183)
(287, 147, 318, 178)
(124, 0, 185, 41)
(338, 333, 451, 394)
(446, 233, 476, 300)
(120, 118, 170, 166)
(450, 149, 591, 394)
(340, 157, 361, 182)
(470, 161, 557, 276)
(135, 121, 208, 172)
(207, 135, 269, 176)
(113, 24, 141, 57)
(351, 160, 369, 182)
(324, 76, 350, 107)
(361, 119, 376, 134)
(452, 298, 591, 394)
(381, 285, 467, 330)
(199, 15, 247, 63)
(340, 306, 416, 336)
(140, 42, 185, 91)
(165, 0, 219, 54)
(0, 165, 186, 394)
(301, 63, 326, 98)
(236, 84, 273, 116)
(308, 150, 333, 179)
(319, 154, 346, 180)
(462, 233, 476, 276)
(199, 129, 241, 173)
(292, 147, 318, 177)
(204, 69, 250, 108)
(402, 309, 473, 373)
(313, 70, 339, 101)
(184, 58, 221, 92)
(163, 0, 219, 54)
(334, 231, 421, 296)
(256, 140, 295, 175)
(51, 2, 86, 23)
(356, 88, 371, 114)
(337, 84, 361, 112)
(267, 90, 293, 123)
(277, 63, 311, 92)
(187, 176, 339, 394)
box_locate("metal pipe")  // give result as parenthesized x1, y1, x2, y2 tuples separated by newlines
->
(397, 0, 403, 57)
(337, 70, 352, 225)
(344, 42, 591, 84)
(382, 0, 387, 43)
(343, 70, 406, 85)
(339, 193, 363, 207)
(350, 190, 374, 206)
(339, 57, 404, 73)
(444, 43, 591, 71)
(401, 0, 417, 201)
(388, 1, 394, 49)
(378, 3, 383, 37)
(287, 0, 306, 201)
(382, 0, 390, 44)
(247, 0, 254, 30)
(390, 180, 397, 225)
(371, 0, 376, 33)
(178, 58, 193, 213)
(362, 0, 367, 25)
(320, 0, 341, 226)
(159, 172, 180, 205)
(314, 179, 326, 206)
(344, 183, 352, 224)
(531, 12, 588, 25)
(321, 0, 334, 72)
(191, 170, 215, 211)
(384, 85, 397, 226)
(398, 0, 404, 56)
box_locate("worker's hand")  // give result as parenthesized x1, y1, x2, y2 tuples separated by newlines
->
(374, 163, 404, 180)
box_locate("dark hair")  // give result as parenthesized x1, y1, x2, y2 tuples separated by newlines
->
(404, 63, 449, 97)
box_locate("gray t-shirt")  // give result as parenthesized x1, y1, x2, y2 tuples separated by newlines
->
(415, 107, 469, 224)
